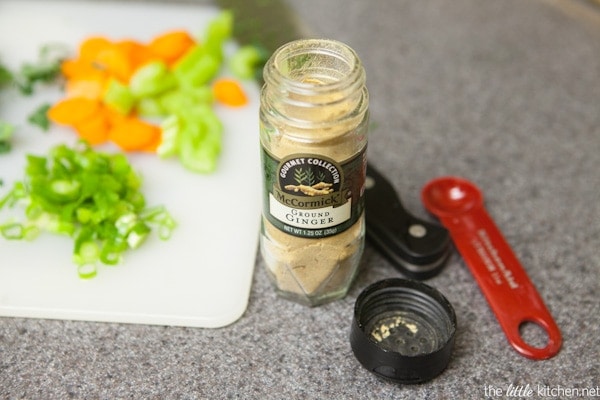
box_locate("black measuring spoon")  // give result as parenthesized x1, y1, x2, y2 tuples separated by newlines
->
(365, 164, 451, 279)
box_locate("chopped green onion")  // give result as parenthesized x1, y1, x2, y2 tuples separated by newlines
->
(0, 142, 176, 277)
(77, 263, 97, 279)
(1, 222, 25, 239)
(126, 222, 151, 248)
(141, 205, 176, 240)
(74, 240, 100, 265)
(0, 222, 38, 240)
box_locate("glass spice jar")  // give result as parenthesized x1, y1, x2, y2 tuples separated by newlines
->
(259, 39, 369, 306)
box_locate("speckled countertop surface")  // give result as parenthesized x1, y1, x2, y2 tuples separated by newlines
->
(1, 0, 599, 398)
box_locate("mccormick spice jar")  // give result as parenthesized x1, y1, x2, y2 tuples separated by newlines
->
(259, 39, 369, 306)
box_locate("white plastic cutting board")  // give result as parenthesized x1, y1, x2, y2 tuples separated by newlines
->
(0, 1, 261, 328)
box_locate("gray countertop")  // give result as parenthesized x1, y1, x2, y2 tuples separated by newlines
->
(2, 0, 600, 398)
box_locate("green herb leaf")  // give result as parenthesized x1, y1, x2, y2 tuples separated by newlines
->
(27, 103, 52, 131)
(0, 141, 12, 155)
(0, 121, 15, 155)
(11, 43, 68, 96)
(0, 120, 14, 141)
(0, 64, 13, 86)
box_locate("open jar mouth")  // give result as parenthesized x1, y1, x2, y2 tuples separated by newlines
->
(261, 39, 368, 131)
(265, 39, 365, 96)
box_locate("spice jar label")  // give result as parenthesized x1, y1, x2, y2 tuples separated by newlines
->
(261, 149, 367, 239)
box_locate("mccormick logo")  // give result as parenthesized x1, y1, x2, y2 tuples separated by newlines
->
(268, 153, 354, 235)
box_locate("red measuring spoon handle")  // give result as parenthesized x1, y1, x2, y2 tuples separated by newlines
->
(441, 207, 562, 360)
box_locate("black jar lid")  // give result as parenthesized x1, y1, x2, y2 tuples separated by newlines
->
(350, 278, 457, 384)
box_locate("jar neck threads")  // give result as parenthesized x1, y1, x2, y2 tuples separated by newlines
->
(261, 39, 368, 131)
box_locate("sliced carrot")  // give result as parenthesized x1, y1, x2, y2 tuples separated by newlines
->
(117, 39, 156, 72)
(148, 30, 196, 65)
(73, 110, 111, 145)
(212, 78, 248, 107)
(94, 44, 133, 83)
(65, 78, 107, 100)
(108, 117, 161, 151)
(78, 36, 113, 62)
(139, 130, 163, 153)
(61, 58, 106, 82)
(61, 58, 84, 79)
(104, 106, 128, 126)
(64, 37, 115, 81)
(47, 97, 101, 126)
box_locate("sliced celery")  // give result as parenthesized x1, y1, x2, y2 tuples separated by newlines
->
(129, 61, 176, 98)
(103, 79, 136, 115)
